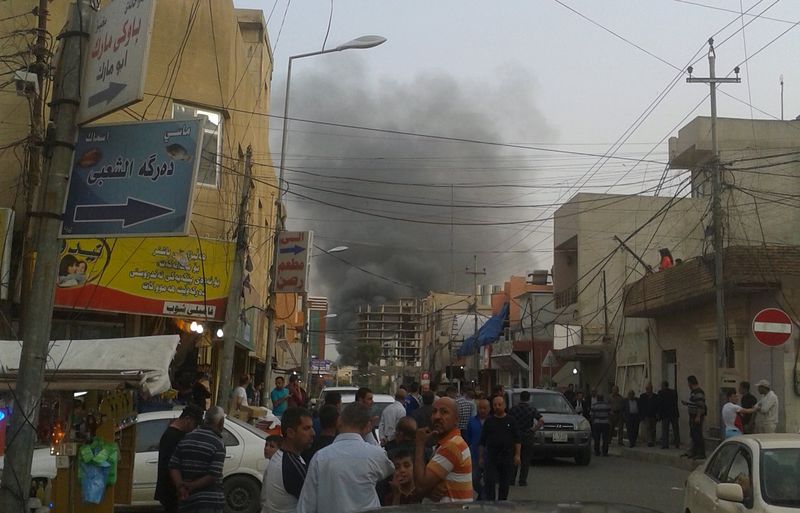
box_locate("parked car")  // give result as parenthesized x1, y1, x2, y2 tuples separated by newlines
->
(315, 386, 359, 408)
(684, 434, 800, 513)
(0, 409, 268, 513)
(505, 388, 593, 466)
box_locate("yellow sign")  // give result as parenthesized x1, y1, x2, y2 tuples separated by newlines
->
(54, 237, 234, 320)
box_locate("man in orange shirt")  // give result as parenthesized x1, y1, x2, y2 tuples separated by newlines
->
(414, 397, 474, 503)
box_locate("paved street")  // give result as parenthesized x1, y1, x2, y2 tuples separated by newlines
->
(508, 454, 689, 513)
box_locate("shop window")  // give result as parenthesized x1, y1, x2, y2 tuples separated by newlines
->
(172, 102, 223, 187)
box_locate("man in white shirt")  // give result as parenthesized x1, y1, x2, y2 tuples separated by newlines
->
(263, 408, 315, 513)
(379, 388, 407, 444)
(755, 379, 780, 433)
(298, 403, 394, 513)
(232, 374, 250, 411)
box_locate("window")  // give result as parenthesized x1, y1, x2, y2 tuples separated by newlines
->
(725, 448, 753, 506)
(136, 419, 171, 453)
(172, 102, 222, 187)
(221, 429, 240, 447)
(761, 448, 800, 507)
(706, 443, 739, 482)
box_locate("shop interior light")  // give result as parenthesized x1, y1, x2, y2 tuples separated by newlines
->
(216, 328, 224, 338)
(190, 321, 198, 332)
(196, 324, 204, 334)
(0, 409, 5, 422)
(73, 391, 88, 398)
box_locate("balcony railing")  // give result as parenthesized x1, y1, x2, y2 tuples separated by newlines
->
(554, 285, 578, 309)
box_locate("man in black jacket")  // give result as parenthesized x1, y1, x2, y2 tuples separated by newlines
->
(639, 383, 658, 447)
(657, 381, 680, 450)
(155, 405, 204, 513)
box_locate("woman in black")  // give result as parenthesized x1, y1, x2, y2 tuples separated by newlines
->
(479, 395, 521, 501)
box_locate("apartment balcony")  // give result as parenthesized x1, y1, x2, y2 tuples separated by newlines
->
(625, 245, 799, 318)
(554, 285, 578, 309)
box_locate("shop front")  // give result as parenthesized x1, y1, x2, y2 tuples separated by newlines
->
(0, 335, 178, 513)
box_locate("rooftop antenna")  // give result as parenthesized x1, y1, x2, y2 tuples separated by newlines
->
(780, 74, 784, 120)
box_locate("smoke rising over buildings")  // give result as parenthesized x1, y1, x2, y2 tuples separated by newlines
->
(274, 57, 555, 364)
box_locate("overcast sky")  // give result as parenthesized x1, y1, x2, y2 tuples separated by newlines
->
(231, 0, 800, 359)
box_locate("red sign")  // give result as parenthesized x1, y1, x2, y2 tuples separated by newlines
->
(752, 308, 793, 347)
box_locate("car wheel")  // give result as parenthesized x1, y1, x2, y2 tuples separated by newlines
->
(575, 450, 591, 466)
(223, 475, 261, 513)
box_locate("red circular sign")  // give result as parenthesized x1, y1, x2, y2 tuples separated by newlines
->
(752, 308, 793, 347)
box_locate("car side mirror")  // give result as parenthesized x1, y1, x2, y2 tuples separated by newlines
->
(716, 483, 744, 503)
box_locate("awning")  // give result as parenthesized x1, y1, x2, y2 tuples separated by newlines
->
(456, 303, 509, 357)
(553, 343, 607, 362)
(0, 335, 179, 395)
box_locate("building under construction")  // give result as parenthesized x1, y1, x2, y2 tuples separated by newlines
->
(357, 299, 423, 369)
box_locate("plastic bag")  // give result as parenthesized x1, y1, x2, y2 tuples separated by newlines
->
(79, 461, 109, 504)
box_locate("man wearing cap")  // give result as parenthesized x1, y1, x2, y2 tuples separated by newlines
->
(754, 380, 779, 433)
(155, 405, 204, 513)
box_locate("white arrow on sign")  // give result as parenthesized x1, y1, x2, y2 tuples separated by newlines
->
(79, 0, 156, 123)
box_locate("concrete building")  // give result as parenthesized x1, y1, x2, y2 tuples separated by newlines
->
(622, 117, 800, 435)
(420, 290, 492, 387)
(552, 192, 708, 394)
(357, 299, 424, 388)
(496, 274, 558, 389)
(0, 1, 277, 400)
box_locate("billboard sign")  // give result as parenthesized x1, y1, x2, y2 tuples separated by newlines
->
(54, 236, 234, 320)
(62, 119, 203, 238)
(79, 0, 156, 123)
(275, 231, 312, 294)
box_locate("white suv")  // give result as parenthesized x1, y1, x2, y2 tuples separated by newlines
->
(1, 409, 268, 513)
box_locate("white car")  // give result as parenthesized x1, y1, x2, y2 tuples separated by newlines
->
(339, 391, 395, 442)
(684, 434, 800, 513)
(1, 409, 268, 513)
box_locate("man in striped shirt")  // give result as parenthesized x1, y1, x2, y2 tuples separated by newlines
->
(414, 397, 474, 503)
(169, 406, 227, 513)
(590, 393, 612, 457)
(682, 375, 706, 459)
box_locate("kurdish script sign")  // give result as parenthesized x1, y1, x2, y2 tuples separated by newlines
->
(79, 0, 156, 123)
(274, 231, 313, 294)
(54, 237, 234, 320)
(62, 119, 202, 238)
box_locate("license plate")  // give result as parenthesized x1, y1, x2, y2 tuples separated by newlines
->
(552, 432, 568, 442)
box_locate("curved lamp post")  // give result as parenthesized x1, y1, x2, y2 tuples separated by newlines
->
(266, 36, 386, 401)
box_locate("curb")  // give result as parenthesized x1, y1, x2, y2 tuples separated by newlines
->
(619, 446, 704, 471)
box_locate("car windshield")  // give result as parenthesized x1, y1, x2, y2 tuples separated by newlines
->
(525, 393, 574, 414)
(761, 448, 800, 507)
(226, 415, 267, 440)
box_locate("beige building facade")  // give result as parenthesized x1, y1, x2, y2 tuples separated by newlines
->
(0, 1, 278, 396)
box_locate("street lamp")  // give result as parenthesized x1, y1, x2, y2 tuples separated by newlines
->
(265, 35, 386, 402)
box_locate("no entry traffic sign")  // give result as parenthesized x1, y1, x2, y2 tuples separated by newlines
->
(752, 308, 794, 347)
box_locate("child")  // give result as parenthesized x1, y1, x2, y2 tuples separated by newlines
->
(261, 435, 282, 513)
(384, 448, 422, 505)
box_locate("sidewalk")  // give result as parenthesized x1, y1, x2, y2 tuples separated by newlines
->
(608, 442, 706, 471)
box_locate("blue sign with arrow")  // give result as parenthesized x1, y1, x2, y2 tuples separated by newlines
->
(62, 118, 203, 238)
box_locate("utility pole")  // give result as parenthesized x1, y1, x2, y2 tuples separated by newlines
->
(780, 74, 784, 120)
(602, 270, 609, 342)
(465, 255, 486, 387)
(262, 210, 283, 406)
(0, 2, 91, 510)
(20, 0, 51, 329)
(686, 38, 740, 367)
(217, 146, 253, 407)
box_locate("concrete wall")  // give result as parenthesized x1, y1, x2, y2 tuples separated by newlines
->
(552, 193, 707, 392)
(649, 282, 800, 435)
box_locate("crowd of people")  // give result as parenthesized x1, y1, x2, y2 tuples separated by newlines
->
(154, 374, 785, 512)
(576, 375, 783, 460)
